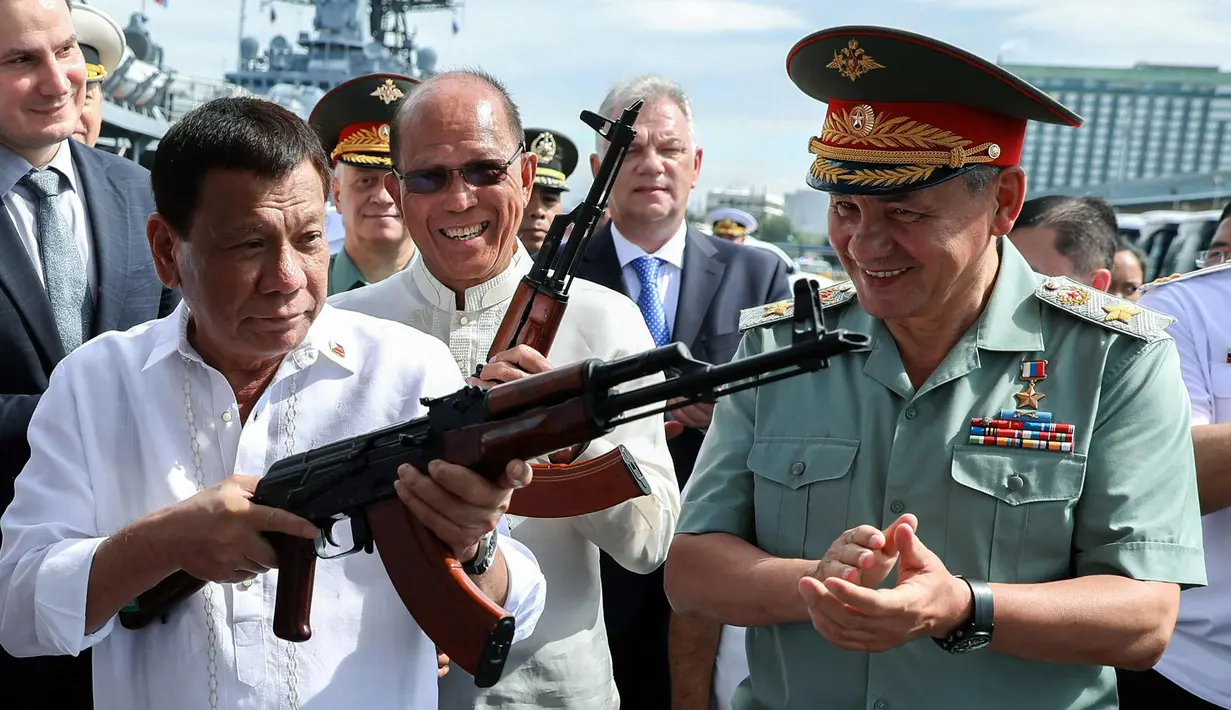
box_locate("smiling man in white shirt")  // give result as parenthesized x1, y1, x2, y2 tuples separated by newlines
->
(330, 69, 678, 710)
(0, 96, 546, 710)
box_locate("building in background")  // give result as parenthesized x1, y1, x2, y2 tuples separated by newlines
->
(703, 187, 784, 221)
(1009, 62, 1231, 194)
(784, 188, 829, 237)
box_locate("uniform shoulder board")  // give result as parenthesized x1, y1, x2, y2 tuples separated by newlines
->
(738, 280, 857, 332)
(1033, 276, 1174, 343)
(1136, 262, 1231, 296)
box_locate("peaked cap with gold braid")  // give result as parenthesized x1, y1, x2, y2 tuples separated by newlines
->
(786, 26, 1084, 194)
(309, 73, 420, 168)
(70, 3, 126, 84)
(523, 128, 578, 191)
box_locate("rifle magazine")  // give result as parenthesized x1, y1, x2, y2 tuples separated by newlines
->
(510, 445, 650, 518)
(364, 498, 515, 688)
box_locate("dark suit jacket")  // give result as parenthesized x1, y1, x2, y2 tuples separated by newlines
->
(577, 223, 790, 636)
(0, 141, 179, 709)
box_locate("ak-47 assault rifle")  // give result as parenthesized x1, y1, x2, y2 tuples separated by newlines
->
(117, 279, 869, 688)
(481, 99, 643, 517)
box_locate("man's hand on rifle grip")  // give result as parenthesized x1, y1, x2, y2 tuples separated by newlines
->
(393, 459, 532, 561)
(161, 474, 319, 585)
(465, 344, 553, 388)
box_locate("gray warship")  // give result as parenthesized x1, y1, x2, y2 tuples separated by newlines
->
(94, 0, 456, 164)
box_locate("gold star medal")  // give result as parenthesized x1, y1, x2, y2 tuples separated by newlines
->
(763, 301, 791, 317)
(1013, 359, 1048, 410)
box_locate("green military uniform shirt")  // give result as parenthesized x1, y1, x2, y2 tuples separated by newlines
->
(677, 238, 1206, 710)
(328, 249, 368, 297)
(328, 248, 415, 297)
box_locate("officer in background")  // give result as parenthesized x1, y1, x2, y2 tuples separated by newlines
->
(70, 2, 126, 148)
(310, 73, 419, 295)
(706, 206, 799, 276)
(518, 127, 578, 257)
(1122, 212, 1231, 710)
(665, 25, 1205, 710)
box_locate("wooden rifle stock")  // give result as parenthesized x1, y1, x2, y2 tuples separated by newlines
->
(117, 571, 204, 630)
(367, 498, 514, 687)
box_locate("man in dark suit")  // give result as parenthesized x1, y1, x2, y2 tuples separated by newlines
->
(0, 0, 179, 706)
(576, 75, 789, 710)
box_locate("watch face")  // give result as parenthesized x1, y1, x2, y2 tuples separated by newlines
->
(952, 634, 992, 653)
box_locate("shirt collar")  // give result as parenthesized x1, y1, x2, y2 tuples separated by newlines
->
(610, 219, 688, 269)
(973, 237, 1046, 352)
(142, 300, 358, 375)
(410, 239, 530, 312)
(0, 141, 77, 197)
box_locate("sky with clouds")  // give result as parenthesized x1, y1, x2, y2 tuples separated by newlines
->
(86, 0, 1231, 210)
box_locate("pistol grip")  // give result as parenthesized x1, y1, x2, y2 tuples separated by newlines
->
(118, 571, 207, 630)
(269, 532, 317, 642)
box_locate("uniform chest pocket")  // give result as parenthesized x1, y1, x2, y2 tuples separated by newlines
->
(948, 445, 1087, 584)
(747, 438, 859, 559)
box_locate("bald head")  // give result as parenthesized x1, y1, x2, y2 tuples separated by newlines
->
(389, 69, 523, 173)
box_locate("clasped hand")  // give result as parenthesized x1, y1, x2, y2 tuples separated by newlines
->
(800, 514, 972, 653)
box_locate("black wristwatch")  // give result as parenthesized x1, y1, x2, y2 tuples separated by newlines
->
(933, 576, 994, 654)
(462, 528, 499, 576)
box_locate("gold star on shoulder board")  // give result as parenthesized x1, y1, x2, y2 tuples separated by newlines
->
(763, 301, 791, 317)
(1013, 382, 1046, 409)
(1102, 303, 1141, 324)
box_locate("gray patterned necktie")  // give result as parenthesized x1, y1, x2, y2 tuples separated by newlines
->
(20, 168, 92, 353)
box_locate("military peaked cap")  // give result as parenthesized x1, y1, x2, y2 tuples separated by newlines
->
(524, 128, 578, 191)
(309, 73, 419, 168)
(71, 3, 126, 84)
(786, 26, 1084, 194)
(705, 207, 758, 238)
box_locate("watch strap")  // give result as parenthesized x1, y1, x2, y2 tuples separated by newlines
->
(462, 528, 498, 576)
(964, 577, 994, 632)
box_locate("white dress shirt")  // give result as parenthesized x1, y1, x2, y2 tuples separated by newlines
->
(0, 141, 98, 301)
(330, 242, 679, 710)
(1139, 262, 1231, 708)
(611, 220, 688, 337)
(711, 625, 748, 710)
(0, 302, 546, 710)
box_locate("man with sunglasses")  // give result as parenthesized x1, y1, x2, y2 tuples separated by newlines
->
(329, 69, 678, 710)
(309, 73, 419, 296)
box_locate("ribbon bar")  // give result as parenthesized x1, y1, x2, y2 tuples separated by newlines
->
(971, 417, 1074, 434)
(997, 408, 1053, 422)
(970, 426, 1073, 442)
(968, 435, 1074, 452)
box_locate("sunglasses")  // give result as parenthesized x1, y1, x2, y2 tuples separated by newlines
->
(391, 143, 525, 195)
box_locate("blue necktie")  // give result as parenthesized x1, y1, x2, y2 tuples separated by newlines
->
(20, 168, 92, 354)
(632, 255, 669, 346)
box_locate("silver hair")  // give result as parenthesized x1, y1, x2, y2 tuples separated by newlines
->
(596, 74, 696, 156)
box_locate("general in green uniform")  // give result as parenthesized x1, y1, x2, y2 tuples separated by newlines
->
(309, 73, 420, 296)
(666, 25, 1206, 710)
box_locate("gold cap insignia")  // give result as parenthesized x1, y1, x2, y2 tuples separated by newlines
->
(826, 39, 885, 82)
(530, 131, 557, 164)
(371, 79, 405, 105)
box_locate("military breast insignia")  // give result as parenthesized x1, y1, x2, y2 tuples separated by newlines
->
(738, 281, 857, 332)
(1034, 276, 1174, 342)
(970, 360, 1076, 452)
(370, 79, 405, 104)
(826, 39, 885, 81)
